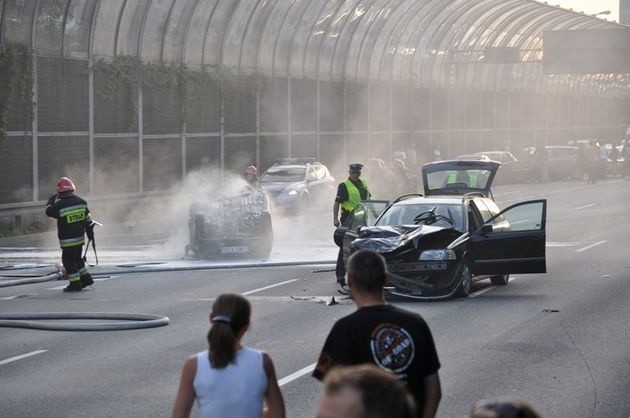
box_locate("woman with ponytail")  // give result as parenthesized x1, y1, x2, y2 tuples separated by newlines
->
(172, 293, 285, 418)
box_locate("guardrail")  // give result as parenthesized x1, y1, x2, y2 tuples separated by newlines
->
(0, 192, 164, 222)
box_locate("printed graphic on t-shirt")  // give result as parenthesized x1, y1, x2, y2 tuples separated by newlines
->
(370, 323, 415, 373)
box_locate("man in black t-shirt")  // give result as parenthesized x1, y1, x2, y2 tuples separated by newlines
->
(313, 249, 441, 418)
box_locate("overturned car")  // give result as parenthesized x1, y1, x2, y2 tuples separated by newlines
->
(185, 184, 273, 259)
(335, 160, 547, 300)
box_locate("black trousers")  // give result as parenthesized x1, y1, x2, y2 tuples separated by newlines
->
(335, 247, 345, 281)
(335, 211, 351, 281)
(62, 246, 84, 282)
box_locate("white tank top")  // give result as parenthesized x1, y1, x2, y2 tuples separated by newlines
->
(194, 347, 267, 418)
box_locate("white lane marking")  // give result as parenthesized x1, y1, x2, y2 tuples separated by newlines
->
(470, 286, 495, 297)
(575, 203, 595, 210)
(278, 363, 316, 387)
(48, 284, 67, 290)
(0, 350, 47, 366)
(547, 242, 580, 247)
(243, 279, 299, 296)
(576, 240, 607, 252)
(470, 276, 517, 297)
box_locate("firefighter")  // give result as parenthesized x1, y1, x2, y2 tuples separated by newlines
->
(333, 163, 370, 287)
(245, 165, 258, 185)
(45, 177, 94, 292)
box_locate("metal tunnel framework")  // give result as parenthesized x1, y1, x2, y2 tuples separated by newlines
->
(0, 0, 629, 205)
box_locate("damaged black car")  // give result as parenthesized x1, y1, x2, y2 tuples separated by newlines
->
(335, 160, 547, 300)
(185, 184, 273, 259)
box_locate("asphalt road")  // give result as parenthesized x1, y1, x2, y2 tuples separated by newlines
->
(1, 178, 629, 418)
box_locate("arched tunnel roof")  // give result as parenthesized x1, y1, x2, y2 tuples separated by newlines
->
(1, 0, 628, 96)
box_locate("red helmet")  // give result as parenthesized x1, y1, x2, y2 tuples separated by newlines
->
(245, 166, 258, 176)
(56, 177, 75, 193)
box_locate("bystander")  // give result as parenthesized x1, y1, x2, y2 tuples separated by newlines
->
(313, 249, 442, 418)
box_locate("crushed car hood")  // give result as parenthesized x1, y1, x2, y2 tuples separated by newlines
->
(352, 224, 454, 253)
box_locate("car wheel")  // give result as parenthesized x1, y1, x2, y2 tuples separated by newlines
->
(455, 260, 472, 298)
(490, 274, 509, 286)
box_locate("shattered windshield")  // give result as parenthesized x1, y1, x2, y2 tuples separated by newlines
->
(260, 167, 306, 182)
(376, 203, 465, 231)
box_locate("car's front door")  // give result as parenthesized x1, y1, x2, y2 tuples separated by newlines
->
(470, 199, 547, 275)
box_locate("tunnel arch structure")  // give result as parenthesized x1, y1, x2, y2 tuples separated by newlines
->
(1, 0, 629, 204)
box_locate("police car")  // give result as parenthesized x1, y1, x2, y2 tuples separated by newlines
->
(259, 158, 335, 210)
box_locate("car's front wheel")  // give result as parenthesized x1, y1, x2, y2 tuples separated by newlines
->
(455, 260, 472, 298)
(490, 274, 509, 286)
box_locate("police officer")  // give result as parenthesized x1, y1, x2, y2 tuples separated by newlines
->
(45, 177, 94, 292)
(333, 163, 370, 287)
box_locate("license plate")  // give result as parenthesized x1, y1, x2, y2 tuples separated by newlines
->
(221, 246, 249, 254)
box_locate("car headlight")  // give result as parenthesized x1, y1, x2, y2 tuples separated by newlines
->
(288, 190, 298, 196)
(419, 249, 456, 261)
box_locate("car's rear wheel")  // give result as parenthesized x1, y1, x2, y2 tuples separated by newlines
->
(455, 260, 472, 298)
(490, 274, 509, 286)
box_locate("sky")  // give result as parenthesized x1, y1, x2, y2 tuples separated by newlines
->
(536, 0, 620, 22)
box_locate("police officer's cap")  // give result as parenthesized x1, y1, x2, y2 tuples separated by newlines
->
(349, 163, 363, 172)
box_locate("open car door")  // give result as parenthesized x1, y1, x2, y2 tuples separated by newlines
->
(333, 200, 390, 248)
(471, 199, 547, 275)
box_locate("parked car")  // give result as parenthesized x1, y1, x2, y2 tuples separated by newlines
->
(334, 160, 547, 300)
(259, 158, 335, 210)
(186, 184, 273, 259)
(522, 145, 578, 180)
(455, 154, 490, 161)
(471, 151, 534, 184)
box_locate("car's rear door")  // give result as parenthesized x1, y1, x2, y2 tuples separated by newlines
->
(470, 199, 546, 275)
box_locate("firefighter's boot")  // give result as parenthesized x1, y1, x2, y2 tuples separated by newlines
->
(63, 281, 82, 292)
(80, 272, 94, 289)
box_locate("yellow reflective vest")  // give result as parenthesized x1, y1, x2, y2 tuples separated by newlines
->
(341, 179, 370, 213)
(446, 171, 479, 187)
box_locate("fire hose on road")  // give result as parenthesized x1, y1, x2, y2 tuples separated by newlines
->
(0, 266, 169, 331)
(0, 312, 170, 331)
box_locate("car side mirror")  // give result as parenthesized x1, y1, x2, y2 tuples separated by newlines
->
(481, 224, 493, 234)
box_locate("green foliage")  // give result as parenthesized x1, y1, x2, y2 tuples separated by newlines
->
(0, 43, 34, 141)
(92, 58, 258, 131)
(92, 56, 260, 130)
(0, 220, 46, 238)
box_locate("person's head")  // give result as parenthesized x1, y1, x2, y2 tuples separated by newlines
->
(392, 159, 406, 171)
(207, 293, 251, 368)
(368, 158, 385, 171)
(348, 163, 363, 181)
(346, 249, 387, 294)
(56, 177, 75, 195)
(470, 397, 541, 418)
(245, 165, 258, 184)
(316, 364, 416, 418)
